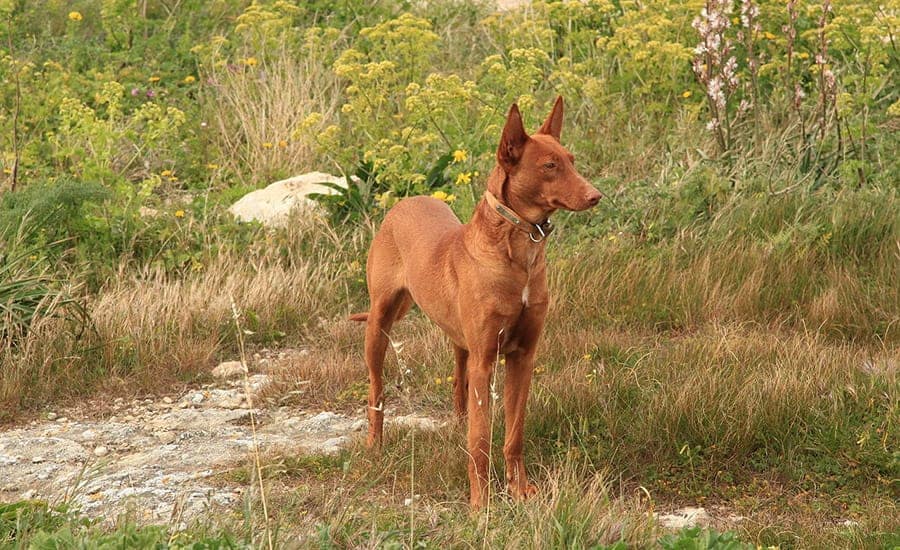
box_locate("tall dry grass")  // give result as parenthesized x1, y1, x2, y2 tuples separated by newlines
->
(0, 217, 368, 420)
(204, 44, 343, 187)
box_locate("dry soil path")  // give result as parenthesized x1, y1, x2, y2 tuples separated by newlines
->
(0, 373, 439, 524)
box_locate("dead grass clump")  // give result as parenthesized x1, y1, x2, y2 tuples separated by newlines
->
(204, 41, 342, 187)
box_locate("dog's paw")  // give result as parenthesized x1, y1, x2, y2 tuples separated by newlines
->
(508, 482, 538, 501)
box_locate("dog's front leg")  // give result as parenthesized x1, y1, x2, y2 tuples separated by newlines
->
(503, 348, 538, 501)
(465, 353, 494, 509)
(503, 303, 545, 501)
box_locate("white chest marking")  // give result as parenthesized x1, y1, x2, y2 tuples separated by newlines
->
(522, 284, 530, 306)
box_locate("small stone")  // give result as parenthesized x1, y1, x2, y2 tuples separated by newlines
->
(162, 396, 174, 404)
(46, 412, 57, 421)
(178, 401, 190, 409)
(114, 398, 125, 405)
(93, 446, 108, 457)
(190, 393, 205, 404)
(81, 429, 97, 440)
(155, 431, 177, 445)
(211, 361, 245, 379)
(22, 489, 37, 500)
(220, 396, 244, 409)
(56, 417, 67, 423)
(31, 456, 44, 464)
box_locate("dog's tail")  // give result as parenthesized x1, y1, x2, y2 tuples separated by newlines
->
(348, 312, 369, 322)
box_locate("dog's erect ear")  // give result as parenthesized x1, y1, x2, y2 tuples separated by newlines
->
(497, 103, 528, 168)
(537, 95, 564, 140)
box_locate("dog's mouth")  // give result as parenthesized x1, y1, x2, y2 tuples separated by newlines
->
(549, 196, 600, 212)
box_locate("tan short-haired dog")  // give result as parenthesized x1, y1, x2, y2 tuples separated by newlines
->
(351, 96, 601, 508)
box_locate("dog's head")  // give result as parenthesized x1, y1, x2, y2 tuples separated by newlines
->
(496, 96, 601, 216)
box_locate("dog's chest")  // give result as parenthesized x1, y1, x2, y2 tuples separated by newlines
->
(519, 246, 540, 307)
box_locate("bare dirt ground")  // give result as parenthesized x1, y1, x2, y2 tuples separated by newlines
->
(0, 368, 440, 525)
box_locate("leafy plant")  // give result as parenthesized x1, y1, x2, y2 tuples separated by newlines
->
(658, 527, 753, 550)
(0, 218, 89, 348)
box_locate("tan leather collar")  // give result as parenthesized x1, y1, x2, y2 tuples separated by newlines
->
(484, 191, 554, 243)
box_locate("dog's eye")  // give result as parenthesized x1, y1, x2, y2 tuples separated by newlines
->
(543, 162, 556, 169)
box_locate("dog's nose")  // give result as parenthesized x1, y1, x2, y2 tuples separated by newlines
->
(585, 189, 602, 207)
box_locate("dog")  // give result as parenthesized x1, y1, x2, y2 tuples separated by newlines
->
(350, 96, 601, 508)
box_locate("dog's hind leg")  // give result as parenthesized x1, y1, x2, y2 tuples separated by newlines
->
(453, 345, 468, 420)
(364, 289, 411, 449)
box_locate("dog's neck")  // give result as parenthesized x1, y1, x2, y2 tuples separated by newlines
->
(465, 166, 550, 271)
(485, 166, 553, 225)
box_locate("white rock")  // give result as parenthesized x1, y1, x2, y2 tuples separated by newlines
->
(162, 397, 174, 404)
(656, 506, 711, 529)
(46, 412, 58, 421)
(211, 361, 245, 379)
(227, 171, 352, 227)
(22, 489, 37, 500)
(93, 446, 109, 457)
(31, 456, 44, 464)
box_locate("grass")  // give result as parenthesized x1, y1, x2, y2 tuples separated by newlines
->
(3, 188, 896, 547)
(0, 216, 369, 419)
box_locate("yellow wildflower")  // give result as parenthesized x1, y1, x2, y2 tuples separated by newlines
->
(583, 354, 592, 360)
(455, 172, 472, 185)
(277, 140, 288, 148)
(206, 163, 219, 170)
(431, 191, 457, 203)
(149, 76, 160, 83)
(2, 167, 11, 175)
(682, 90, 692, 99)
(244, 57, 258, 67)
(763, 31, 776, 40)
(452, 149, 468, 163)
(183, 75, 196, 84)
(174, 210, 185, 218)
(68, 11, 83, 21)
(797, 52, 810, 60)
(434, 377, 443, 385)
(161, 169, 173, 177)
(262, 142, 273, 149)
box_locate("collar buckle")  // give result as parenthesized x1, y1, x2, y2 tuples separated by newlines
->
(484, 191, 554, 244)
